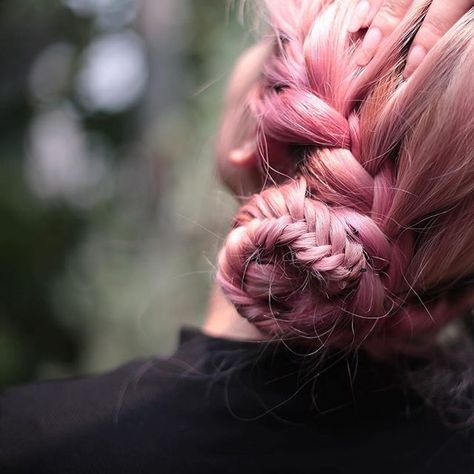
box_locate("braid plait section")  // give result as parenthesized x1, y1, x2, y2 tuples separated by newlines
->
(217, 1, 468, 351)
(217, 178, 394, 346)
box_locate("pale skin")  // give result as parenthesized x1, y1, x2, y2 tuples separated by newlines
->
(204, 43, 270, 342)
(203, 0, 472, 341)
(203, 285, 264, 341)
(349, 0, 474, 77)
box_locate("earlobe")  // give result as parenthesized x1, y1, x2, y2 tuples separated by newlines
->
(229, 140, 257, 166)
(219, 140, 263, 200)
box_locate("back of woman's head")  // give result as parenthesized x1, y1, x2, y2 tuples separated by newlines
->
(217, 0, 474, 355)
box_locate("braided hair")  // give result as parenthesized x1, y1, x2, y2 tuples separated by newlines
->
(217, 0, 474, 355)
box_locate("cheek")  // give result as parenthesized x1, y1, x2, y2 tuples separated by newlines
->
(216, 81, 259, 193)
(216, 107, 248, 164)
(216, 89, 298, 197)
(216, 110, 262, 198)
(216, 42, 295, 198)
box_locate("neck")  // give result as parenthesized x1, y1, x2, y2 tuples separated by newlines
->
(202, 284, 264, 341)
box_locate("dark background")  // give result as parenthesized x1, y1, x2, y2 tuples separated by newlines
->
(0, 0, 251, 386)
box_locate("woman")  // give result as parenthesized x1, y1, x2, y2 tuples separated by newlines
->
(1, 1, 473, 473)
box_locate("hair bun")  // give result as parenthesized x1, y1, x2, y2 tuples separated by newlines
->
(217, 178, 395, 347)
(216, 1, 474, 352)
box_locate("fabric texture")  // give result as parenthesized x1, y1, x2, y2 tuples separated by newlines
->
(0, 326, 473, 473)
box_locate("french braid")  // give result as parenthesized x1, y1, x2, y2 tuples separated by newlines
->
(217, 0, 474, 352)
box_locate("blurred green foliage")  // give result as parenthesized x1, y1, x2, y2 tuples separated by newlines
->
(0, 0, 250, 386)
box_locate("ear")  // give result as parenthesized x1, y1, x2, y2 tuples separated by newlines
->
(229, 140, 258, 166)
(220, 140, 263, 201)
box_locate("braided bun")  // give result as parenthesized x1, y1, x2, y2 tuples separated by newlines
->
(217, 0, 474, 352)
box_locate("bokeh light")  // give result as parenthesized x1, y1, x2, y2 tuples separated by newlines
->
(0, 0, 249, 385)
(76, 31, 148, 113)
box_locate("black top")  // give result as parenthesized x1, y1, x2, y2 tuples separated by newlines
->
(0, 326, 472, 474)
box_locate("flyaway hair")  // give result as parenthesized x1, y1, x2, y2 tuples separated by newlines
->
(217, 0, 474, 354)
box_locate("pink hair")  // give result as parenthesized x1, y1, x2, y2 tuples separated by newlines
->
(217, 0, 474, 354)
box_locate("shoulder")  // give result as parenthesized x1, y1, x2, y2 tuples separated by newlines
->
(0, 358, 149, 428)
(0, 335, 247, 474)
(0, 357, 174, 473)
